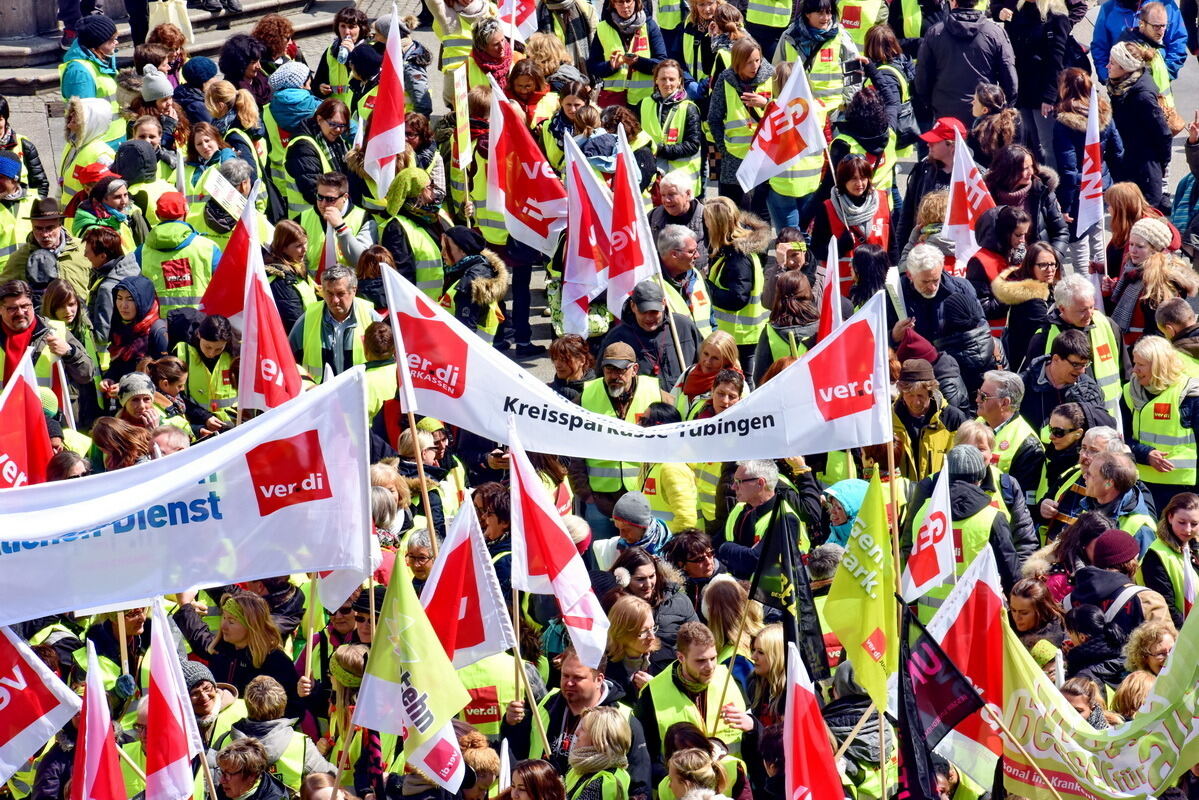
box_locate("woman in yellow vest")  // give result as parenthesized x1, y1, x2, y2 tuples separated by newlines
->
(205, 81, 269, 185)
(1140, 492, 1199, 627)
(541, 82, 597, 172)
(380, 167, 446, 300)
(701, 574, 760, 695)
(703, 195, 771, 370)
(41, 278, 104, 421)
(508, 61, 562, 130)
(313, 7, 370, 106)
(297, 642, 367, 768)
(439, 226, 510, 344)
(640, 60, 704, 196)
(777, 0, 863, 119)
(565, 706, 633, 800)
(182, 123, 235, 219)
(826, 86, 898, 193)
(71, 176, 149, 253)
(1124, 336, 1199, 515)
(707, 38, 773, 212)
(753, 270, 818, 386)
(587, 0, 667, 108)
(59, 98, 116, 202)
(174, 314, 240, 424)
(679, 0, 724, 100)
(689, 370, 747, 531)
(265, 220, 319, 333)
(466, 17, 526, 93)
(60, 14, 125, 148)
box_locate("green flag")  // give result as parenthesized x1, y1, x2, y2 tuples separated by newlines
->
(352, 567, 472, 791)
(824, 473, 898, 711)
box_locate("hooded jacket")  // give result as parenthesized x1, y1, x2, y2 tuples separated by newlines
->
(914, 8, 1018, 127)
(1018, 353, 1106, 430)
(599, 302, 703, 392)
(172, 80, 213, 126)
(105, 274, 169, 380)
(63, 97, 115, 172)
(1053, 101, 1122, 231)
(1093, 0, 1187, 82)
(269, 87, 322, 136)
(87, 252, 140, 341)
(1063, 626, 1127, 689)
(446, 250, 511, 334)
(142, 219, 223, 277)
(895, 327, 970, 411)
(1068, 565, 1171, 640)
(992, 268, 1051, 372)
(934, 291, 998, 398)
(61, 40, 118, 108)
(2, 228, 93, 311)
(221, 717, 336, 778)
(706, 213, 772, 314)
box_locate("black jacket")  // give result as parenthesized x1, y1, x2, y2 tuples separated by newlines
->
(897, 158, 951, 247)
(898, 271, 984, 344)
(444, 250, 510, 334)
(992, 269, 1051, 372)
(1018, 353, 1107, 431)
(284, 119, 351, 207)
(988, 167, 1070, 257)
(216, 772, 289, 800)
(1024, 307, 1129, 387)
(1, 132, 49, 196)
(995, 0, 1072, 107)
(1063, 632, 1127, 690)
(650, 585, 700, 668)
(1110, 70, 1173, 173)
(598, 304, 703, 392)
(1139, 543, 1195, 628)
(1069, 565, 1166, 640)
(933, 292, 998, 399)
(914, 8, 1018, 127)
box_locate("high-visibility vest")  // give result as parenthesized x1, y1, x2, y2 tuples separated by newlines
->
(579, 376, 662, 492)
(140, 222, 219, 311)
(389, 214, 444, 298)
(456, 652, 521, 737)
(644, 663, 746, 752)
(59, 58, 125, 145)
(181, 161, 217, 219)
(745, 0, 791, 28)
(173, 342, 237, 419)
(262, 107, 297, 215)
(824, 190, 891, 273)
(1137, 538, 1190, 619)
(268, 269, 320, 311)
(434, 12, 483, 71)
(661, 274, 713, 337)
(817, 451, 858, 486)
(781, 29, 857, 119)
(300, 297, 375, 381)
(1119, 510, 1158, 542)
(129, 179, 176, 226)
(681, 30, 713, 88)
(641, 461, 690, 527)
(268, 733, 307, 792)
(917, 501, 1001, 618)
(989, 413, 1042, 501)
(1149, 48, 1175, 108)
(440, 278, 503, 343)
(59, 138, 115, 201)
(639, 96, 702, 196)
(724, 496, 810, 552)
(354, 82, 381, 126)
(838, 0, 885, 45)
(656, 0, 684, 31)
(565, 769, 630, 800)
(285, 135, 334, 220)
(0, 195, 34, 263)
(869, 63, 915, 159)
(831, 131, 898, 191)
(709, 251, 767, 345)
(720, 78, 772, 159)
(1125, 379, 1199, 486)
(226, 127, 269, 183)
(324, 46, 354, 105)
(763, 324, 809, 363)
(365, 361, 398, 419)
(769, 150, 824, 198)
(299, 204, 367, 278)
(24, 319, 64, 395)
(596, 22, 655, 104)
(468, 150, 508, 246)
(1042, 314, 1122, 419)
(693, 460, 721, 522)
(527, 689, 635, 759)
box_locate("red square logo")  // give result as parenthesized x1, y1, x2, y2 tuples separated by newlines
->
(1097, 343, 1112, 362)
(396, 295, 468, 399)
(420, 736, 462, 780)
(464, 685, 500, 724)
(820, 48, 834, 62)
(807, 318, 877, 421)
(1154, 403, 1172, 421)
(841, 3, 862, 27)
(244, 430, 333, 516)
(861, 627, 886, 662)
(161, 257, 193, 289)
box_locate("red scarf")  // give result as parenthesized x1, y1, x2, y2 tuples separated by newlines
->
(681, 365, 742, 401)
(2, 321, 35, 382)
(512, 88, 550, 125)
(109, 299, 161, 364)
(471, 41, 514, 91)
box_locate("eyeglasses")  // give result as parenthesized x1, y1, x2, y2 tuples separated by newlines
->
(637, 626, 659, 638)
(1064, 358, 1091, 370)
(1034, 261, 1058, 268)
(976, 390, 996, 401)
(1048, 426, 1078, 439)
(406, 553, 432, 565)
(322, 120, 349, 131)
(316, 192, 346, 203)
(2, 302, 33, 313)
(685, 550, 715, 564)
(1144, 20, 1167, 29)
(354, 613, 370, 623)
(732, 476, 760, 485)
(189, 684, 216, 699)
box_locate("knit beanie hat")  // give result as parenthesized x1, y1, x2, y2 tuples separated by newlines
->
(941, 292, 982, 333)
(348, 42, 383, 80)
(444, 226, 486, 256)
(45, 416, 64, 441)
(140, 64, 174, 103)
(1090, 529, 1140, 568)
(613, 491, 653, 529)
(384, 167, 431, 217)
(0, 152, 21, 181)
(77, 14, 118, 50)
(118, 372, 155, 406)
(1109, 41, 1145, 73)
(946, 444, 987, 483)
(182, 57, 218, 86)
(180, 660, 215, 692)
(268, 61, 311, 92)
(895, 329, 938, 365)
(156, 191, 189, 221)
(1130, 217, 1172, 253)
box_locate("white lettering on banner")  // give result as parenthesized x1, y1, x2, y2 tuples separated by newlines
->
(0, 665, 27, 711)
(261, 358, 285, 388)
(817, 378, 873, 403)
(609, 222, 641, 252)
(0, 453, 27, 489)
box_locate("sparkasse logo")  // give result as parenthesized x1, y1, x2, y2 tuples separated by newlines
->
(245, 430, 333, 516)
(806, 318, 876, 421)
(397, 293, 468, 399)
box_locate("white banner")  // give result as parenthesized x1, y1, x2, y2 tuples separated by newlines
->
(0, 369, 372, 627)
(383, 267, 893, 461)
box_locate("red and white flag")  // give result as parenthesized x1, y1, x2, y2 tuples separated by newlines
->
(486, 76, 567, 255)
(926, 547, 1006, 788)
(943, 129, 995, 268)
(200, 181, 264, 320)
(52, 360, 76, 431)
(900, 466, 955, 602)
(421, 501, 517, 668)
(783, 642, 843, 800)
(736, 66, 823, 192)
(145, 601, 203, 800)
(239, 186, 303, 412)
(1075, 83, 1104, 235)
(561, 132, 613, 336)
(70, 641, 127, 800)
(815, 236, 842, 342)
(0, 627, 81, 784)
(363, 9, 407, 199)
(507, 417, 609, 668)
(607, 124, 659, 315)
(498, 0, 537, 41)
(1182, 542, 1198, 618)
(0, 348, 53, 488)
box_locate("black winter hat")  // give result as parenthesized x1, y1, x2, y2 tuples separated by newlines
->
(444, 226, 485, 257)
(941, 292, 983, 333)
(112, 139, 159, 186)
(77, 14, 118, 50)
(348, 42, 383, 80)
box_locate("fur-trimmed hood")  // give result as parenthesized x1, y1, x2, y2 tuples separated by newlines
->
(992, 267, 1051, 305)
(467, 250, 510, 306)
(731, 212, 772, 255)
(1056, 102, 1112, 133)
(1035, 165, 1060, 193)
(1019, 0, 1069, 20)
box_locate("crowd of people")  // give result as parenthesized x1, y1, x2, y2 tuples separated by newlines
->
(6, 0, 1199, 796)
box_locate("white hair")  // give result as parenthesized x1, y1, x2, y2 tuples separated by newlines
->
(737, 459, 779, 491)
(657, 224, 697, 259)
(1083, 426, 1127, 453)
(907, 243, 945, 276)
(983, 369, 1024, 409)
(1053, 273, 1096, 307)
(658, 169, 695, 195)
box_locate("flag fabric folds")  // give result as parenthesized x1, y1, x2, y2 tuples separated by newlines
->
(362, 9, 408, 199)
(0, 627, 81, 785)
(145, 600, 204, 800)
(736, 65, 824, 192)
(943, 129, 995, 269)
(70, 642, 127, 800)
(0, 347, 52, 488)
(900, 467, 955, 603)
(561, 132, 613, 337)
(783, 642, 843, 800)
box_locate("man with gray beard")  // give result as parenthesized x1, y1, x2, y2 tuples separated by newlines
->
(896, 243, 986, 344)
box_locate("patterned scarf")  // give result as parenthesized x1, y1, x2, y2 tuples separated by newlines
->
(471, 39, 514, 91)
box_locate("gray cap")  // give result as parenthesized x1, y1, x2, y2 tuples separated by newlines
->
(180, 660, 215, 692)
(119, 372, 156, 407)
(140, 64, 173, 103)
(612, 491, 653, 528)
(631, 280, 665, 312)
(946, 444, 987, 484)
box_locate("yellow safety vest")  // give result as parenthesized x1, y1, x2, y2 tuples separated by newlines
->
(1137, 538, 1190, 619)
(661, 274, 713, 337)
(838, 0, 885, 45)
(596, 22, 655, 105)
(579, 376, 662, 492)
(1125, 379, 1199, 486)
(285, 135, 334, 220)
(365, 360, 398, 419)
(724, 496, 810, 552)
(59, 139, 115, 201)
(644, 663, 746, 753)
(639, 96, 702, 196)
(140, 221, 219, 311)
(745, 0, 791, 27)
(324, 47, 354, 105)
(59, 58, 125, 145)
(173, 342, 237, 419)
(781, 28, 857, 120)
(261, 107, 295, 214)
(709, 251, 767, 345)
(1042, 314, 1122, 419)
(390, 214, 444, 298)
(300, 297, 375, 381)
(1149, 49, 1175, 108)
(456, 652, 521, 737)
(917, 501, 1001, 619)
(831, 130, 898, 191)
(467, 150, 508, 247)
(299, 204, 367, 278)
(440, 278, 502, 343)
(0, 196, 34, 263)
(566, 769, 630, 800)
(720, 79, 771, 160)
(989, 413, 1043, 496)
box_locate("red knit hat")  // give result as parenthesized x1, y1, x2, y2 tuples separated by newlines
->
(156, 191, 189, 221)
(1090, 530, 1140, 568)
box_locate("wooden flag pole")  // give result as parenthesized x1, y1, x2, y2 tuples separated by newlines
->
(116, 612, 130, 676)
(653, 271, 688, 373)
(832, 705, 874, 760)
(116, 744, 147, 780)
(367, 576, 378, 643)
(511, 586, 552, 756)
(407, 409, 440, 559)
(198, 751, 221, 800)
(983, 705, 1067, 800)
(303, 573, 318, 682)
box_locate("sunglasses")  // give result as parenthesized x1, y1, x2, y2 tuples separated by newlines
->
(1049, 426, 1078, 439)
(332, 605, 353, 615)
(685, 550, 715, 564)
(354, 613, 370, 623)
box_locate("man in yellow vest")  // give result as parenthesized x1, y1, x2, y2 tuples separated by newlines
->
(1018, 328, 1110, 436)
(300, 172, 375, 280)
(380, 167, 443, 299)
(976, 370, 1044, 506)
(657, 225, 714, 338)
(571, 341, 671, 538)
(1077, 450, 1159, 555)
(288, 265, 381, 382)
(139, 192, 223, 313)
(2, 198, 93, 304)
(716, 459, 812, 579)
(1155, 298, 1199, 376)
(635, 621, 746, 763)
(502, 646, 652, 795)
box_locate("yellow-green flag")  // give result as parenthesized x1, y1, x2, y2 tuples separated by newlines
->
(824, 473, 898, 710)
(351, 566, 472, 791)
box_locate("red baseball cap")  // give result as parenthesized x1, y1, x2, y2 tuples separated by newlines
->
(73, 162, 118, 185)
(919, 117, 968, 143)
(156, 191, 189, 221)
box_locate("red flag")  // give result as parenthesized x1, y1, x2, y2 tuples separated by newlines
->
(498, 0, 537, 41)
(507, 417, 609, 668)
(420, 503, 517, 668)
(70, 642, 126, 800)
(561, 132, 613, 336)
(363, 12, 407, 199)
(145, 602, 203, 800)
(0, 348, 53, 487)
(816, 237, 842, 342)
(200, 188, 255, 319)
(0, 627, 81, 784)
(607, 124, 658, 314)
(943, 129, 995, 271)
(486, 76, 567, 255)
(900, 466, 955, 602)
(736, 65, 823, 192)
(1075, 83, 1104, 235)
(783, 642, 843, 800)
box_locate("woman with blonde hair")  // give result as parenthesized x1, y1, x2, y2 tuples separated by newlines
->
(1110, 216, 1197, 344)
(748, 623, 785, 725)
(671, 329, 741, 414)
(703, 195, 771, 372)
(1124, 336, 1199, 514)
(605, 595, 661, 695)
(565, 706, 632, 800)
(525, 33, 588, 92)
(1112, 669, 1156, 719)
(667, 749, 728, 799)
(204, 79, 266, 180)
(173, 590, 301, 716)
(898, 189, 953, 267)
(297, 642, 368, 749)
(701, 575, 760, 695)
(1124, 618, 1176, 675)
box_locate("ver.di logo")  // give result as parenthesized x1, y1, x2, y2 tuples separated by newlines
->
(244, 430, 333, 516)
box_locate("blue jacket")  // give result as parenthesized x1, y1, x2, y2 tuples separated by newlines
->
(269, 88, 321, 136)
(1092, 0, 1187, 81)
(1052, 104, 1123, 230)
(173, 84, 213, 125)
(60, 39, 117, 102)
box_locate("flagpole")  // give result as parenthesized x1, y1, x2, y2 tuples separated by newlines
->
(304, 573, 318, 682)
(408, 409, 441, 559)
(116, 612, 130, 675)
(198, 748, 221, 800)
(367, 576, 378, 643)
(832, 706, 873, 760)
(510, 585, 552, 756)
(115, 744, 147, 781)
(653, 271, 687, 375)
(982, 705, 1067, 800)
(329, 726, 362, 800)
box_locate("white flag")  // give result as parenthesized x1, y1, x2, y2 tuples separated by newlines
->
(1074, 83, 1104, 235)
(736, 66, 823, 192)
(900, 467, 956, 602)
(943, 128, 995, 267)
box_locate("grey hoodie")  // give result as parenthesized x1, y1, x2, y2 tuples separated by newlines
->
(221, 717, 335, 778)
(88, 253, 141, 341)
